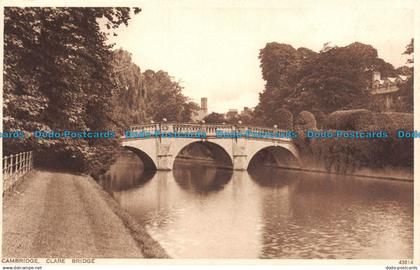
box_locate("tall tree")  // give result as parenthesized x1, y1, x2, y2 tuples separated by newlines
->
(296, 42, 378, 113)
(255, 43, 317, 124)
(395, 38, 414, 112)
(258, 43, 299, 95)
(254, 42, 397, 125)
(404, 38, 414, 64)
(4, 7, 140, 174)
(203, 112, 226, 124)
(143, 70, 195, 122)
(110, 48, 146, 129)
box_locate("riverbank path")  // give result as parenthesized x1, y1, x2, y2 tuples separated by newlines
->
(2, 170, 144, 258)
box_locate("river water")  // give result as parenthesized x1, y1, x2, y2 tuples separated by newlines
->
(98, 152, 413, 259)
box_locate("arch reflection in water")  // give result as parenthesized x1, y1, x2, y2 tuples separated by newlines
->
(248, 166, 295, 188)
(98, 151, 155, 193)
(173, 164, 233, 193)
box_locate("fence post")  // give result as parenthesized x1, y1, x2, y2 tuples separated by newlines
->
(21, 152, 24, 175)
(8, 155, 11, 175)
(13, 154, 17, 183)
(18, 153, 22, 176)
(10, 155, 14, 175)
(30, 151, 33, 169)
(4, 157, 7, 175)
(22, 152, 25, 174)
(18, 153, 21, 175)
(26, 152, 30, 173)
(13, 154, 17, 175)
(24, 152, 27, 174)
(3, 157, 8, 185)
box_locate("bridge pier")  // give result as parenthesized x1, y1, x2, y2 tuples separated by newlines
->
(233, 155, 247, 171)
(157, 142, 174, 170)
(232, 139, 248, 170)
(156, 155, 173, 171)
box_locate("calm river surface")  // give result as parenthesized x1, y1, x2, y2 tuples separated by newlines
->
(98, 152, 413, 259)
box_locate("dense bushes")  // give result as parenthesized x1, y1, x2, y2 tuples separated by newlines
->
(3, 134, 120, 177)
(304, 136, 413, 174)
(323, 109, 375, 131)
(372, 112, 413, 130)
(296, 110, 413, 173)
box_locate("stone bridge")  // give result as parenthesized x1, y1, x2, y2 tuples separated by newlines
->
(121, 123, 300, 171)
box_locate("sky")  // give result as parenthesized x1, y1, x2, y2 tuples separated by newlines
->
(107, 0, 414, 113)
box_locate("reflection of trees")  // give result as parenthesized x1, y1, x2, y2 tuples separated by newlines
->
(111, 171, 170, 226)
(173, 164, 233, 193)
(99, 153, 155, 192)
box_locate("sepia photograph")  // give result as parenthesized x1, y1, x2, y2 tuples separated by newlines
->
(1, 0, 418, 267)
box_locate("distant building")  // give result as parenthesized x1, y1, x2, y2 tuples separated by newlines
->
(191, 97, 209, 121)
(226, 109, 239, 121)
(371, 71, 408, 95)
(241, 107, 253, 115)
(199, 98, 208, 119)
(370, 70, 409, 111)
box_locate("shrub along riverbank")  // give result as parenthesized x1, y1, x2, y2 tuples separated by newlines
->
(294, 111, 413, 178)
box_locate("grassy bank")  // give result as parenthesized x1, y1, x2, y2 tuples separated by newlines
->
(2, 170, 169, 258)
(86, 176, 170, 258)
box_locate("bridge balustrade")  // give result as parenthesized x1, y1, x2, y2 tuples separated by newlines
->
(130, 123, 159, 133)
(203, 124, 233, 135)
(128, 123, 288, 140)
(246, 126, 279, 134)
(172, 123, 202, 133)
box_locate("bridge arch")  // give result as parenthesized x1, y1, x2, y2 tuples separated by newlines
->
(171, 140, 234, 169)
(246, 144, 300, 170)
(123, 146, 157, 171)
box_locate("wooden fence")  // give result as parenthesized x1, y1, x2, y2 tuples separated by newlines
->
(2, 151, 33, 193)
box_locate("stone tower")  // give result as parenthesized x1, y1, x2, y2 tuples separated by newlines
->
(201, 98, 208, 116)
